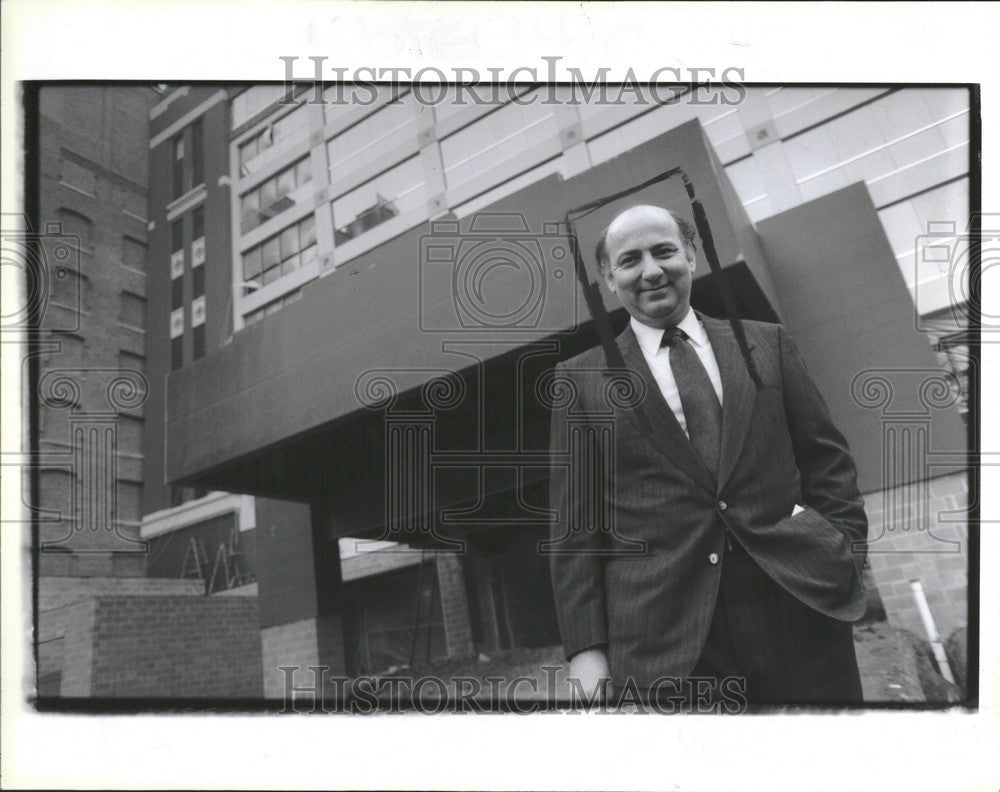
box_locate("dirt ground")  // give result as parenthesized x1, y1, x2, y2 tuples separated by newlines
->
(403, 621, 958, 707)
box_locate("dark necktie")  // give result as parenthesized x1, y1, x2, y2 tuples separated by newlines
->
(662, 327, 722, 479)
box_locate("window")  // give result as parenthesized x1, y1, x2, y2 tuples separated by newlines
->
(58, 209, 93, 253)
(239, 156, 312, 233)
(192, 206, 206, 269)
(192, 265, 205, 299)
(231, 85, 286, 130)
(119, 291, 146, 330)
(191, 280, 206, 359)
(122, 236, 146, 272)
(171, 275, 184, 311)
(322, 83, 395, 127)
(192, 206, 204, 242)
(243, 288, 302, 325)
(326, 92, 418, 178)
(172, 134, 185, 198)
(170, 307, 184, 370)
(241, 213, 317, 283)
(238, 105, 310, 176)
(332, 156, 426, 244)
(191, 118, 204, 187)
(171, 336, 184, 371)
(439, 92, 560, 190)
(60, 157, 96, 196)
(171, 219, 184, 253)
(170, 219, 184, 283)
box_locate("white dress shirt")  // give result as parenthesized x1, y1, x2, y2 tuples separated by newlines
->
(630, 309, 724, 438)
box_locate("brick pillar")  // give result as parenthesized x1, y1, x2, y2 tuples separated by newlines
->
(435, 553, 474, 660)
(254, 497, 347, 699)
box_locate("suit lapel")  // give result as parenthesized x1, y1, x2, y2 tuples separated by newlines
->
(612, 325, 715, 494)
(699, 315, 759, 490)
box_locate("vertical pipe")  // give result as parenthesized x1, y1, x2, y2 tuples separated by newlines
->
(909, 579, 956, 685)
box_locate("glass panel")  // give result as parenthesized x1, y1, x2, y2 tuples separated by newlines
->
(262, 264, 280, 286)
(324, 83, 394, 126)
(295, 158, 312, 186)
(440, 91, 558, 189)
(272, 105, 310, 148)
(281, 252, 301, 275)
(301, 244, 318, 267)
(299, 213, 316, 248)
(171, 277, 183, 311)
(192, 266, 205, 298)
(260, 177, 277, 210)
(239, 136, 258, 169)
(243, 246, 262, 280)
(241, 191, 259, 226)
(262, 237, 280, 269)
(191, 119, 204, 186)
(332, 156, 426, 243)
(192, 206, 204, 241)
(231, 85, 287, 129)
(279, 225, 300, 259)
(326, 92, 418, 173)
(276, 166, 296, 199)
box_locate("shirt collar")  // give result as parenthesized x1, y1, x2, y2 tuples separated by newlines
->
(631, 308, 708, 356)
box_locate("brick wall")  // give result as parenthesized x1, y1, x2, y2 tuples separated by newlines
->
(38, 577, 209, 693)
(37, 86, 160, 574)
(57, 600, 98, 696)
(56, 595, 261, 698)
(863, 471, 968, 641)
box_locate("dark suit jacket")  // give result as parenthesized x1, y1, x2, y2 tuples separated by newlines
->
(547, 314, 868, 687)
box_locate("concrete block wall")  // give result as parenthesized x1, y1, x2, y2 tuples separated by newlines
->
(260, 616, 344, 699)
(863, 471, 968, 642)
(38, 575, 203, 613)
(56, 595, 261, 698)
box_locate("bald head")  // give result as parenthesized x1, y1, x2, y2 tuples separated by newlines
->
(596, 204, 699, 329)
(595, 205, 696, 278)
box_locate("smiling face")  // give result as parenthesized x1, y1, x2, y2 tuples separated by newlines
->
(601, 206, 697, 329)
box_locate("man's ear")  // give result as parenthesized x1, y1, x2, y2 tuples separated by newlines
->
(601, 266, 617, 293)
(685, 246, 697, 272)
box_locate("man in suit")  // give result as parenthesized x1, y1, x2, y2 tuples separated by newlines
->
(548, 204, 868, 706)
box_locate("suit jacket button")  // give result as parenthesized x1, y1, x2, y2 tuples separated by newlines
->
(718, 500, 727, 511)
(708, 552, 720, 565)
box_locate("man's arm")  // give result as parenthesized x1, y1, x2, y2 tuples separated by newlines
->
(547, 362, 610, 674)
(778, 325, 868, 570)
